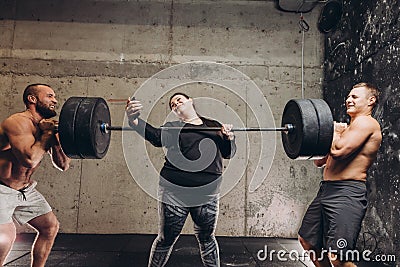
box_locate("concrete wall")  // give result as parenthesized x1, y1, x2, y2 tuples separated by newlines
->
(322, 0, 399, 264)
(0, 0, 324, 237)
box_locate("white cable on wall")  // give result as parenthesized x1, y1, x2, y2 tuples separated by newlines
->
(298, 13, 310, 99)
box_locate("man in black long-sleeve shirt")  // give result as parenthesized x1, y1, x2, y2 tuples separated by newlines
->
(126, 92, 236, 267)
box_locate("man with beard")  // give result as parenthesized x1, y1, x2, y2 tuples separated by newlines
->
(0, 84, 70, 267)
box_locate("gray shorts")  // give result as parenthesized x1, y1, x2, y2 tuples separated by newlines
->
(298, 180, 367, 261)
(0, 181, 52, 225)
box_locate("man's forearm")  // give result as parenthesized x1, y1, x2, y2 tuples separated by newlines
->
(50, 144, 70, 171)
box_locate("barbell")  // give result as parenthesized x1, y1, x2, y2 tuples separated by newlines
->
(57, 97, 333, 160)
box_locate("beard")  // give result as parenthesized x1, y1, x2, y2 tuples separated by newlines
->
(36, 100, 57, 119)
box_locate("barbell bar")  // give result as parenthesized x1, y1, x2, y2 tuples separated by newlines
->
(100, 124, 294, 133)
(57, 97, 333, 160)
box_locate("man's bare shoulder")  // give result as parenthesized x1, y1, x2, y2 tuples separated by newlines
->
(1, 112, 34, 134)
(352, 115, 381, 131)
(352, 116, 382, 145)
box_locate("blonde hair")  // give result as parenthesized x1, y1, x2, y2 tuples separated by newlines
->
(352, 82, 379, 106)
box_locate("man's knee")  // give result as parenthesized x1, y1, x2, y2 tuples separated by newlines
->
(30, 214, 60, 239)
(298, 235, 313, 250)
(330, 259, 357, 267)
(0, 222, 16, 244)
(299, 235, 327, 263)
(0, 231, 16, 248)
(40, 218, 59, 238)
(329, 253, 358, 267)
(0, 223, 17, 264)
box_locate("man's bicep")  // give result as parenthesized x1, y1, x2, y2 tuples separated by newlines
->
(334, 121, 373, 156)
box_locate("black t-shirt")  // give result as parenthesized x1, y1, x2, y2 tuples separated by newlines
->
(132, 117, 236, 186)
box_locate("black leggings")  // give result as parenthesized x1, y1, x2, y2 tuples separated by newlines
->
(148, 198, 220, 267)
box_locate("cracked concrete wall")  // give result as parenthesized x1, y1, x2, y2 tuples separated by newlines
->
(0, 0, 324, 237)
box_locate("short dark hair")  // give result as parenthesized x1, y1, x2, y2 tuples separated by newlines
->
(23, 83, 51, 107)
(169, 92, 190, 109)
(352, 82, 380, 106)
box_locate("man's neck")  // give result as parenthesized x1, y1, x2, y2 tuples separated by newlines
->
(25, 109, 42, 125)
(349, 112, 372, 123)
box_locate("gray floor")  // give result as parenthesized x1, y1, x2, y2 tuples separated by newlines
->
(4, 234, 393, 267)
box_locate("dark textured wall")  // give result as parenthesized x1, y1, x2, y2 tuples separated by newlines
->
(323, 0, 399, 264)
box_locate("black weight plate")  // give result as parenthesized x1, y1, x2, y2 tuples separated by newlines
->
(309, 99, 334, 159)
(74, 97, 111, 159)
(281, 99, 320, 160)
(90, 98, 111, 159)
(281, 100, 303, 159)
(58, 97, 85, 159)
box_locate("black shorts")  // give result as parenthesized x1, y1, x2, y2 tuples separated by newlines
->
(298, 180, 367, 259)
